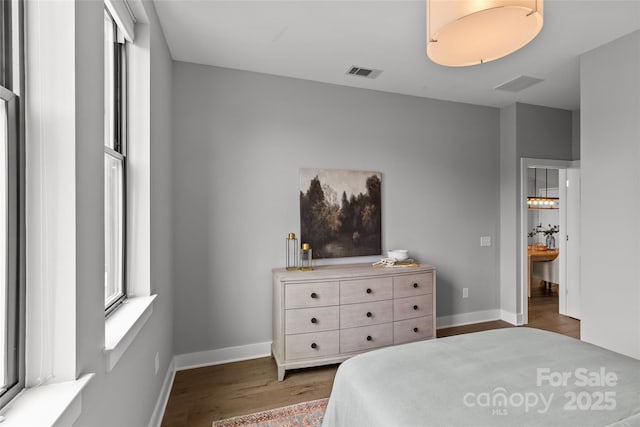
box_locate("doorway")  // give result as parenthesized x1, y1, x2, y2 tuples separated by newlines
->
(519, 159, 580, 325)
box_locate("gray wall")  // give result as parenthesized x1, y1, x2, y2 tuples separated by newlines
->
(172, 62, 501, 355)
(149, 0, 175, 403)
(516, 104, 573, 161)
(73, 1, 174, 425)
(580, 30, 640, 358)
(499, 104, 518, 315)
(499, 103, 574, 317)
(572, 110, 581, 160)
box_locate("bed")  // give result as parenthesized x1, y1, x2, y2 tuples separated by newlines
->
(322, 328, 640, 427)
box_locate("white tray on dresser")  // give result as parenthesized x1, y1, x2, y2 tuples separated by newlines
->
(272, 262, 436, 381)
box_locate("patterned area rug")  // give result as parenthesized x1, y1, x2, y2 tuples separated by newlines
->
(212, 398, 328, 427)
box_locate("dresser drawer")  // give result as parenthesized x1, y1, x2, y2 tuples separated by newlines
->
(393, 316, 434, 345)
(285, 330, 339, 360)
(393, 273, 433, 298)
(285, 282, 339, 309)
(340, 323, 393, 353)
(285, 306, 339, 335)
(393, 294, 433, 321)
(340, 300, 393, 329)
(340, 277, 393, 304)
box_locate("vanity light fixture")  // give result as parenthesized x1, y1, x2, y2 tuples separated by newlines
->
(527, 168, 558, 210)
(426, 0, 544, 67)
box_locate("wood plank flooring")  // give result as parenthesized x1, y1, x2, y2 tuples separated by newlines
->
(527, 280, 580, 339)
(161, 280, 579, 427)
(161, 358, 338, 427)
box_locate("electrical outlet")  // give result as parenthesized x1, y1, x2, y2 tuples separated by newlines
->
(155, 352, 160, 375)
(463, 288, 469, 298)
(480, 236, 491, 247)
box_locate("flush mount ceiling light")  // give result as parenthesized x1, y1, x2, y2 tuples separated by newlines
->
(426, 0, 544, 67)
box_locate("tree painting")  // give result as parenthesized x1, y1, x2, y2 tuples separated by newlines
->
(300, 169, 382, 259)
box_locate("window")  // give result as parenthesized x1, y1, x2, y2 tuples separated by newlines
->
(104, 8, 127, 315)
(0, 0, 24, 408)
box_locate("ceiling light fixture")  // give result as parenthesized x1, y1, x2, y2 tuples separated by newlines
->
(426, 0, 544, 67)
(527, 168, 558, 210)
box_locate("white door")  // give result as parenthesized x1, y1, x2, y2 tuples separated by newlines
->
(564, 168, 581, 318)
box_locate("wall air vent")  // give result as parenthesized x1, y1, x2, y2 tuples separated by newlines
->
(494, 75, 544, 93)
(346, 66, 383, 79)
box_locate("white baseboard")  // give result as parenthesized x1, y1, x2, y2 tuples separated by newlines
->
(174, 341, 272, 371)
(172, 312, 519, 374)
(148, 358, 176, 427)
(500, 310, 524, 326)
(436, 309, 501, 329)
(153, 311, 527, 426)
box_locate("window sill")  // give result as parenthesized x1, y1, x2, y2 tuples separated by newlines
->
(0, 374, 94, 426)
(105, 295, 157, 372)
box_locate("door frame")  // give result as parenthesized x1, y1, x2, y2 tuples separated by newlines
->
(562, 166, 581, 319)
(519, 158, 580, 324)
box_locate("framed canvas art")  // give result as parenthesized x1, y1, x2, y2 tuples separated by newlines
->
(300, 168, 382, 259)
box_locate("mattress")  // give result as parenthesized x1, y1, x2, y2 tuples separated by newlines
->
(322, 328, 640, 427)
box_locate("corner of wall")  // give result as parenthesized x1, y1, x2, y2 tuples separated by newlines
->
(498, 104, 518, 316)
(571, 109, 580, 160)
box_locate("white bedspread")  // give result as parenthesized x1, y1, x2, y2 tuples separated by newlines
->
(322, 328, 640, 427)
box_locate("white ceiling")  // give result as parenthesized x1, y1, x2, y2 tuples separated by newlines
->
(153, 0, 640, 110)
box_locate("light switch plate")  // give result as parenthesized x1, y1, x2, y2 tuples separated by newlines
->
(480, 236, 491, 247)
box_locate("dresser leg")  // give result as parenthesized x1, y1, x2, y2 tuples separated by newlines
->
(277, 366, 286, 381)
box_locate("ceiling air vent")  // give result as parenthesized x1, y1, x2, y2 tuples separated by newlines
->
(494, 75, 544, 93)
(346, 66, 383, 79)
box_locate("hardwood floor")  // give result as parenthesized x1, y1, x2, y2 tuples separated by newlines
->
(527, 279, 580, 339)
(161, 281, 579, 427)
(161, 358, 338, 427)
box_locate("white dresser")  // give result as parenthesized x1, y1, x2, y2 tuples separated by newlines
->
(272, 263, 436, 380)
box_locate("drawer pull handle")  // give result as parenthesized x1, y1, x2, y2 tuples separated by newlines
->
(311, 317, 318, 324)
(413, 305, 419, 310)
(366, 335, 372, 341)
(310, 292, 318, 299)
(366, 288, 372, 294)
(413, 327, 419, 333)
(366, 312, 372, 318)
(311, 343, 317, 349)
(413, 283, 418, 288)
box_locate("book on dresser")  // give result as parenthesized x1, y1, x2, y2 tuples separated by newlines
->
(272, 262, 436, 381)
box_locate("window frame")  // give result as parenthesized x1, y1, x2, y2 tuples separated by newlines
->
(1, 0, 12, 89)
(0, 0, 25, 409)
(104, 8, 127, 316)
